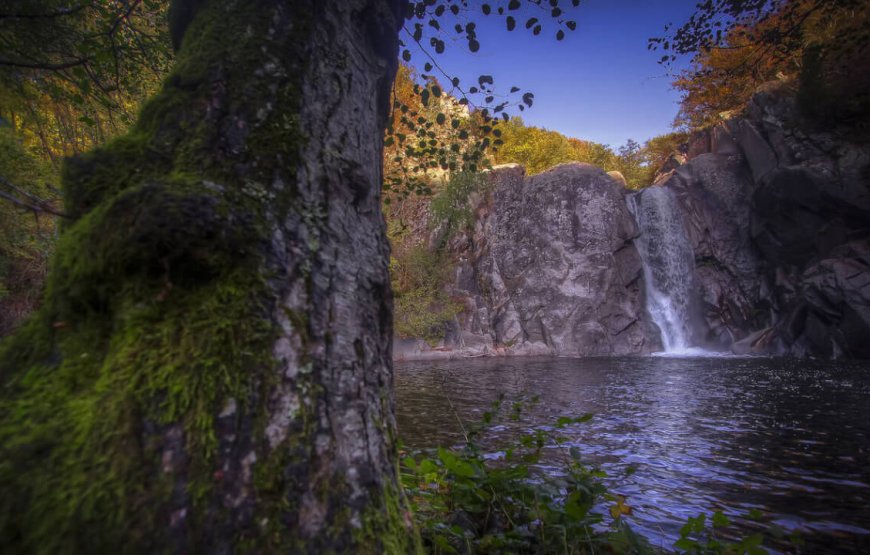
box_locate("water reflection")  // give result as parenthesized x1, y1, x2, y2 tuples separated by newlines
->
(395, 356, 870, 553)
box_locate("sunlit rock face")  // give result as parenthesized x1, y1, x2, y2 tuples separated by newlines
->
(393, 163, 660, 360)
(394, 85, 870, 361)
(657, 83, 870, 358)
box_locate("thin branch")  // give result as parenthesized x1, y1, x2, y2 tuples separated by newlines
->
(0, 175, 68, 218)
(107, 0, 142, 38)
(0, 190, 69, 218)
(0, 57, 89, 70)
(401, 25, 472, 103)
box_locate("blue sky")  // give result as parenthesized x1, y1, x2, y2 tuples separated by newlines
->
(406, 0, 697, 148)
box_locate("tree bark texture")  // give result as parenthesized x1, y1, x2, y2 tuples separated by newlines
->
(0, 0, 413, 552)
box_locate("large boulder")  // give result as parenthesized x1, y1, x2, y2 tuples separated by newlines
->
(481, 163, 654, 356)
(397, 163, 660, 360)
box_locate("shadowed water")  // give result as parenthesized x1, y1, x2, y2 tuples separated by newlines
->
(395, 356, 870, 553)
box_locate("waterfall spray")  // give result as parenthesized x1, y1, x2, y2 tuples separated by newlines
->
(628, 187, 697, 353)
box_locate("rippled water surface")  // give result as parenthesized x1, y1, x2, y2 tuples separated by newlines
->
(395, 356, 870, 552)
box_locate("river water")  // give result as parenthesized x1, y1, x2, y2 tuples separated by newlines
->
(395, 356, 870, 553)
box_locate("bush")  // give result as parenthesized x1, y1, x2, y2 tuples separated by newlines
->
(391, 245, 460, 343)
(401, 395, 652, 554)
(430, 172, 489, 244)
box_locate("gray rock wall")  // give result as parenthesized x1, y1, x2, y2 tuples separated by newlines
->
(658, 84, 870, 358)
(395, 163, 660, 360)
(395, 84, 870, 361)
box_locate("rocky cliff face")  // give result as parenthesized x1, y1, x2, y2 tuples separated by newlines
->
(394, 163, 661, 360)
(395, 84, 870, 361)
(655, 84, 870, 358)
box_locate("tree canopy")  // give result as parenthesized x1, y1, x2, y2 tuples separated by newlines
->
(653, 0, 870, 130)
(0, 0, 171, 161)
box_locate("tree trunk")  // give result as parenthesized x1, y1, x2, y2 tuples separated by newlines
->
(0, 0, 415, 552)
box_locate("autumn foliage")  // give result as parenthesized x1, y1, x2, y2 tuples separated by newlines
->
(670, 0, 870, 131)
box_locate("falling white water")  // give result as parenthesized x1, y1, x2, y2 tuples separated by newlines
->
(628, 187, 697, 354)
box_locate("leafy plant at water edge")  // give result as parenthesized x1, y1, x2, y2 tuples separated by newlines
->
(673, 507, 809, 555)
(400, 395, 652, 554)
(674, 511, 765, 555)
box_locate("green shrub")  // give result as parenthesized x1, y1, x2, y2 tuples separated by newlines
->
(391, 245, 460, 344)
(430, 172, 488, 245)
(401, 395, 652, 554)
(400, 394, 803, 554)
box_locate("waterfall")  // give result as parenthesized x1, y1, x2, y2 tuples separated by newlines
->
(628, 187, 697, 353)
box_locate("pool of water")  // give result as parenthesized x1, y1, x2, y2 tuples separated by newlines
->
(395, 356, 870, 553)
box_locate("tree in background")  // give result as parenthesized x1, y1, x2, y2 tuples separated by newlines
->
(642, 131, 689, 177)
(0, 126, 59, 336)
(0, 0, 172, 162)
(0, 1, 173, 340)
(653, 0, 870, 131)
(612, 139, 646, 188)
(492, 118, 675, 188)
(492, 117, 617, 175)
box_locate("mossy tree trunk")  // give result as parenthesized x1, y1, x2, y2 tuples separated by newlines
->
(0, 0, 415, 552)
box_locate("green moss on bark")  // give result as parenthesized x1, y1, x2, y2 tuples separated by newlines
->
(0, 0, 308, 551)
(1, 0, 410, 552)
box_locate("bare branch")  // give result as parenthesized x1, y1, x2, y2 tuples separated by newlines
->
(0, 190, 69, 218)
(0, 175, 68, 218)
(0, 57, 89, 71)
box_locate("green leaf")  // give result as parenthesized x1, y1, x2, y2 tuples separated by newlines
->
(674, 537, 698, 551)
(564, 490, 589, 520)
(437, 448, 475, 478)
(712, 510, 730, 528)
(740, 533, 764, 548)
(418, 459, 437, 474)
(556, 416, 573, 428)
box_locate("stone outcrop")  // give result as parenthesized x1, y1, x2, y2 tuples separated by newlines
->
(394, 163, 660, 360)
(396, 83, 870, 360)
(656, 83, 870, 358)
